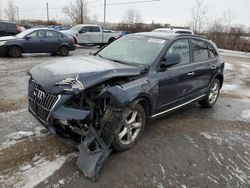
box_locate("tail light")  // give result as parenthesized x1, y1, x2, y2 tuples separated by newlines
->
(71, 37, 75, 44)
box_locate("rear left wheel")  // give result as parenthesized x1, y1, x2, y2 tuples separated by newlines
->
(58, 46, 69, 56)
(199, 79, 221, 108)
(112, 103, 146, 151)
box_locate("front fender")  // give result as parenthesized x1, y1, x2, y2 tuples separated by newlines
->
(97, 77, 156, 109)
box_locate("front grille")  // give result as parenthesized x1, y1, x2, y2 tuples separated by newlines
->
(28, 79, 58, 122)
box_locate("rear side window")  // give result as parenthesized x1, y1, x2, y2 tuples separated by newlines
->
(167, 39, 190, 65)
(207, 42, 217, 58)
(192, 39, 209, 62)
(91, 26, 101, 32)
(81, 26, 91, 32)
(46, 31, 58, 38)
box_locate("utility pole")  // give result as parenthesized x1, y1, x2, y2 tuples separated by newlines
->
(103, 0, 106, 28)
(0, 0, 2, 20)
(17, 6, 19, 22)
(46, 2, 49, 22)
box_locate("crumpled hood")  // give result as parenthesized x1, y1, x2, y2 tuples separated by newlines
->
(0, 36, 16, 41)
(29, 55, 144, 94)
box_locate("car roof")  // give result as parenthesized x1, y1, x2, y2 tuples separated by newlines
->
(130, 32, 208, 41)
(153, 28, 193, 32)
(74, 24, 100, 27)
(26, 28, 60, 32)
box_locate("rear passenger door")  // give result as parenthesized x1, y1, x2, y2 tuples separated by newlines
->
(89, 26, 102, 44)
(190, 39, 217, 95)
(43, 31, 61, 52)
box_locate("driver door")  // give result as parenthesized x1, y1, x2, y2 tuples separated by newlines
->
(155, 39, 198, 114)
(78, 26, 92, 43)
(22, 30, 45, 53)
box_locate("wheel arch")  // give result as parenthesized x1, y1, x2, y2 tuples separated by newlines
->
(133, 94, 153, 118)
(6, 44, 23, 52)
(214, 74, 224, 88)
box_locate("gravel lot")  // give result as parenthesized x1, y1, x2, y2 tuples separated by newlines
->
(0, 47, 250, 188)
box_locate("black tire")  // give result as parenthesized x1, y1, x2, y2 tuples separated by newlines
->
(199, 79, 221, 108)
(58, 46, 69, 56)
(112, 103, 146, 151)
(8, 46, 22, 58)
(108, 38, 115, 44)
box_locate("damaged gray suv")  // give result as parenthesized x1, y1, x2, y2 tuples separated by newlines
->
(28, 32, 224, 180)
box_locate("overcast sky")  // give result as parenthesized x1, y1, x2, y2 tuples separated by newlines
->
(1, 0, 250, 26)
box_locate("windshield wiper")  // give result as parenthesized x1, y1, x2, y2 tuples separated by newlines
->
(96, 54, 103, 58)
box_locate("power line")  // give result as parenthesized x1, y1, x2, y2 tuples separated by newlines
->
(90, 0, 161, 7)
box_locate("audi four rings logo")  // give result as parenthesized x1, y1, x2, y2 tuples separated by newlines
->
(34, 89, 45, 100)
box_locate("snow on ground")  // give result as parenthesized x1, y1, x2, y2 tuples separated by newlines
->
(0, 154, 71, 188)
(0, 126, 48, 150)
(219, 49, 250, 59)
(221, 61, 250, 98)
(241, 110, 250, 120)
(201, 130, 250, 185)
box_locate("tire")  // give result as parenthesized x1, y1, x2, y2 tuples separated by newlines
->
(58, 46, 69, 56)
(199, 79, 221, 108)
(8, 46, 22, 58)
(108, 38, 115, 44)
(112, 103, 146, 151)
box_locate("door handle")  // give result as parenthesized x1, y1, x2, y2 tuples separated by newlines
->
(211, 65, 217, 70)
(187, 72, 195, 76)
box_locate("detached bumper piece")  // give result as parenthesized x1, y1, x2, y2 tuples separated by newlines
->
(76, 108, 122, 181)
(77, 125, 112, 182)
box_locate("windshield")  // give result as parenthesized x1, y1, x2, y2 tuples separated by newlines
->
(98, 35, 167, 66)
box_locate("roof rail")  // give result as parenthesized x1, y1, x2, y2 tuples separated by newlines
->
(176, 34, 208, 39)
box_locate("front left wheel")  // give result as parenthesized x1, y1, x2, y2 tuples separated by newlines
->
(8, 46, 22, 58)
(112, 103, 146, 151)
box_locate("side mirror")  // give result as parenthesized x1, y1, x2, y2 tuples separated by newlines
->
(25, 36, 31, 40)
(161, 53, 181, 68)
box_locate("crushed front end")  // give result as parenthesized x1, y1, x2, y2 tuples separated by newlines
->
(28, 78, 123, 181)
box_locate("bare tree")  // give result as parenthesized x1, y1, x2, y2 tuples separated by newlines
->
(5, 0, 17, 21)
(63, 0, 88, 24)
(191, 0, 208, 33)
(122, 8, 143, 25)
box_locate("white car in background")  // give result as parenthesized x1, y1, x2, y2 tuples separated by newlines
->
(152, 28, 194, 35)
(61, 24, 121, 46)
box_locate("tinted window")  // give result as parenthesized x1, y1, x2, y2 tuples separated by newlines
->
(192, 39, 209, 62)
(0, 23, 6, 31)
(81, 26, 91, 32)
(57, 32, 64, 38)
(91, 26, 101, 32)
(207, 42, 217, 58)
(167, 39, 190, 65)
(46, 31, 58, 38)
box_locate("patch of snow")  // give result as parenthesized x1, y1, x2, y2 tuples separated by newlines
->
(0, 128, 49, 150)
(219, 49, 250, 59)
(0, 155, 70, 188)
(224, 62, 234, 70)
(241, 110, 250, 120)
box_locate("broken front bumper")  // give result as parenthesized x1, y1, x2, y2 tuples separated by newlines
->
(28, 92, 122, 181)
